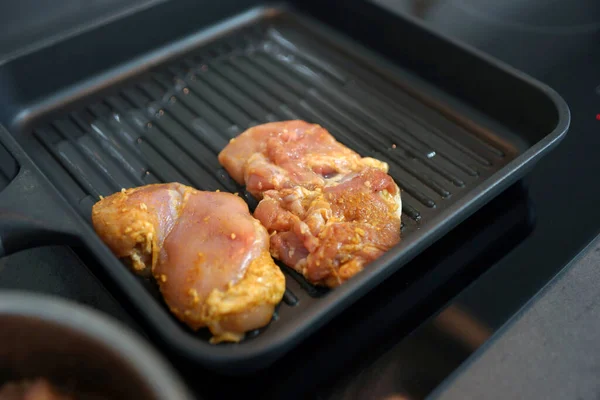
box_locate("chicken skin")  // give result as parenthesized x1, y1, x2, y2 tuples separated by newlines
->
(255, 168, 401, 287)
(219, 121, 402, 287)
(218, 120, 388, 198)
(92, 183, 285, 343)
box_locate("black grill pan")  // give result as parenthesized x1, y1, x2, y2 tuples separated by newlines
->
(0, 1, 569, 373)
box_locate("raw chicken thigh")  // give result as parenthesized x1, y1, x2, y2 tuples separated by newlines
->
(255, 168, 401, 286)
(92, 183, 285, 343)
(218, 120, 388, 198)
(219, 121, 402, 287)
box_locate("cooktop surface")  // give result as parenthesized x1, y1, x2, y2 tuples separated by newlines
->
(0, 1, 598, 399)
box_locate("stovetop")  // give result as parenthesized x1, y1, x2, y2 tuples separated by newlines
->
(0, 1, 598, 399)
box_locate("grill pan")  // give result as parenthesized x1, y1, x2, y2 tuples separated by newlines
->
(0, 1, 569, 373)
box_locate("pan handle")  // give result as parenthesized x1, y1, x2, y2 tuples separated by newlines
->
(0, 125, 80, 257)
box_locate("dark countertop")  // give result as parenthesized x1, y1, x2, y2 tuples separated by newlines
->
(432, 234, 600, 400)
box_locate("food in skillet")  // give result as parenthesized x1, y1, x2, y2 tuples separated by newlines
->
(255, 168, 401, 287)
(92, 183, 285, 343)
(219, 120, 402, 287)
(218, 120, 389, 198)
(0, 378, 74, 400)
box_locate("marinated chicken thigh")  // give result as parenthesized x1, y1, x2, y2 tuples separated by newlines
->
(218, 120, 388, 198)
(255, 168, 401, 287)
(92, 183, 285, 343)
(219, 121, 402, 287)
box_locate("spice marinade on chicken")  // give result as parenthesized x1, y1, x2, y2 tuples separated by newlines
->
(92, 183, 285, 343)
(219, 120, 402, 287)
